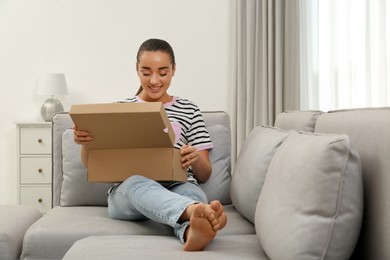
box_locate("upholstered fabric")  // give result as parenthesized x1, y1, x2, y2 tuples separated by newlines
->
(63, 235, 268, 260)
(231, 126, 291, 223)
(274, 110, 323, 132)
(52, 113, 74, 207)
(256, 130, 363, 260)
(200, 124, 232, 205)
(21, 206, 172, 260)
(268, 107, 390, 260)
(21, 205, 255, 260)
(0, 205, 42, 260)
(34, 108, 390, 260)
(315, 107, 390, 259)
(60, 129, 114, 206)
(217, 205, 256, 236)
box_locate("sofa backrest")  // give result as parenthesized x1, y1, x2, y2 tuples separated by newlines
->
(52, 111, 232, 208)
(274, 107, 390, 260)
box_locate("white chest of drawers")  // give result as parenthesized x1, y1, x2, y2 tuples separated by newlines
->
(16, 122, 52, 213)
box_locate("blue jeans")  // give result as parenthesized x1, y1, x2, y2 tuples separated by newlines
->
(107, 175, 208, 243)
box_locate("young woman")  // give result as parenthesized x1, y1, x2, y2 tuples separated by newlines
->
(73, 38, 227, 251)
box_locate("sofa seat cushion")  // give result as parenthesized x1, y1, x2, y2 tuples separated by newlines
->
(63, 235, 268, 260)
(255, 129, 363, 260)
(0, 205, 42, 260)
(218, 205, 256, 236)
(21, 206, 171, 260)
(21, 205, 255, 260)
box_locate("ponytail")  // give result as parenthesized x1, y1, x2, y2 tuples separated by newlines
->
(135, 85, 143, 96)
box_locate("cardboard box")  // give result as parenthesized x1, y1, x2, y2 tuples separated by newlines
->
(69, 102, 187, 182)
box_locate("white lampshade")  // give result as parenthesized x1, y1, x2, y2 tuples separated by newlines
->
(36, 73, 68, 96)
(36, 73, 68, 121)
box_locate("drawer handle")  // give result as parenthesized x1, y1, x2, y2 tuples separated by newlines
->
(38, 168, 43, 173)
(38, 198, 43, 203)
(38, 138, 43, 144)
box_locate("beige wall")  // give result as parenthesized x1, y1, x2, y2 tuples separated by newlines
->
(0, 0, 236, 204)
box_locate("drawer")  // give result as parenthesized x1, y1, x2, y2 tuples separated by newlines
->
(20, 157, 52, 184)
(20, 127, 51, 154)
(20, 186, 51, 214)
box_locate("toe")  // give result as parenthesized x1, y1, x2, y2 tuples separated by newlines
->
(193, 204, 206, 218)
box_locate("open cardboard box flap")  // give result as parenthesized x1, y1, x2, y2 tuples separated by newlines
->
(69, 102, 187, 182)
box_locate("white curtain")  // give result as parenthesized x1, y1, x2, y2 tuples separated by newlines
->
(233, 0, 300, 159)
(300, 0, 390, 111)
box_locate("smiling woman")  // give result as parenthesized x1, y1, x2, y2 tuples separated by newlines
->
(73, 38, 228, 252)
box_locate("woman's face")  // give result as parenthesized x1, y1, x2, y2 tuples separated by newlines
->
(136, 51, 175, 103)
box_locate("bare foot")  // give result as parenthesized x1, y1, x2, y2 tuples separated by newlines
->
(180, 201, 227, 232)
(183, 204, 216, 251)
(210, 200, 227, 231)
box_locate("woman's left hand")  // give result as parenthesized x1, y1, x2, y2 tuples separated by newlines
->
(180, 145, 212, 183)
(180, 145, 199, 169)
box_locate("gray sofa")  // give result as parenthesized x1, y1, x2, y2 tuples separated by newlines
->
(17, 108, 390, 259)
(0, 205, 42, 260)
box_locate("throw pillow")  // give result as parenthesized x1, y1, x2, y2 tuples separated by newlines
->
(274, 110, 323, 132)
(230, 126, 292, 223)
(256, 131, 363, 260)
(200, 124, 232, 205)
(60, 129, 114, 206)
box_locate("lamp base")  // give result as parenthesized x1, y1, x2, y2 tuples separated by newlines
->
(41, 97, 64, 122)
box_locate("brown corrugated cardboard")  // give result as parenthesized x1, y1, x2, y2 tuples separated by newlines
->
(69, 102, 187, 182)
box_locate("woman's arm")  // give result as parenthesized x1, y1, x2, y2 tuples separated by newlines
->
(180, 145, 212, 183)
(73, 125, 93, 167)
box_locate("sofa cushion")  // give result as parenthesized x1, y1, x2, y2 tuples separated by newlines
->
(63, 235, 268, 260)
(230, 126, 291, 223)
(21, 205, 255, 259)
(21, 206, 172, 260)
(60, 129, 114, 206)
(200, 124, 232, 204)
(315, 108, 390, 259)
(0, 205, 42, 260)
(274, 110, 323, 132)
(255, 130, 363, 260)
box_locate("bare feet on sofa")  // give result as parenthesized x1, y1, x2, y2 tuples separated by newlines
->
(182, 201, 227, 251)
(210, 200, 227, 231)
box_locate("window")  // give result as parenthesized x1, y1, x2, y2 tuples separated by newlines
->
(300, 0, 390, 111)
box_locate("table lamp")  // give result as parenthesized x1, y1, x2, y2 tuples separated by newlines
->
(36, 73, 68, 122)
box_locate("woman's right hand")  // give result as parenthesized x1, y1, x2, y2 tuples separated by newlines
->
(73, 125, 93, 145)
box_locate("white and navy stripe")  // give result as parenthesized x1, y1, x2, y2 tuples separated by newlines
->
(117, 96, 213, 184)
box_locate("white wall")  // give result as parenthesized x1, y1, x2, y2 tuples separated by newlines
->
(0, 0, 236, 204)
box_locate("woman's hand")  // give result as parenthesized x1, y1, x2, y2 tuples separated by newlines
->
(180, 145, 199, 169)
(73, 125, 93, 145)
(73, 125, 92, 167)
(180, 145, 212, 183)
